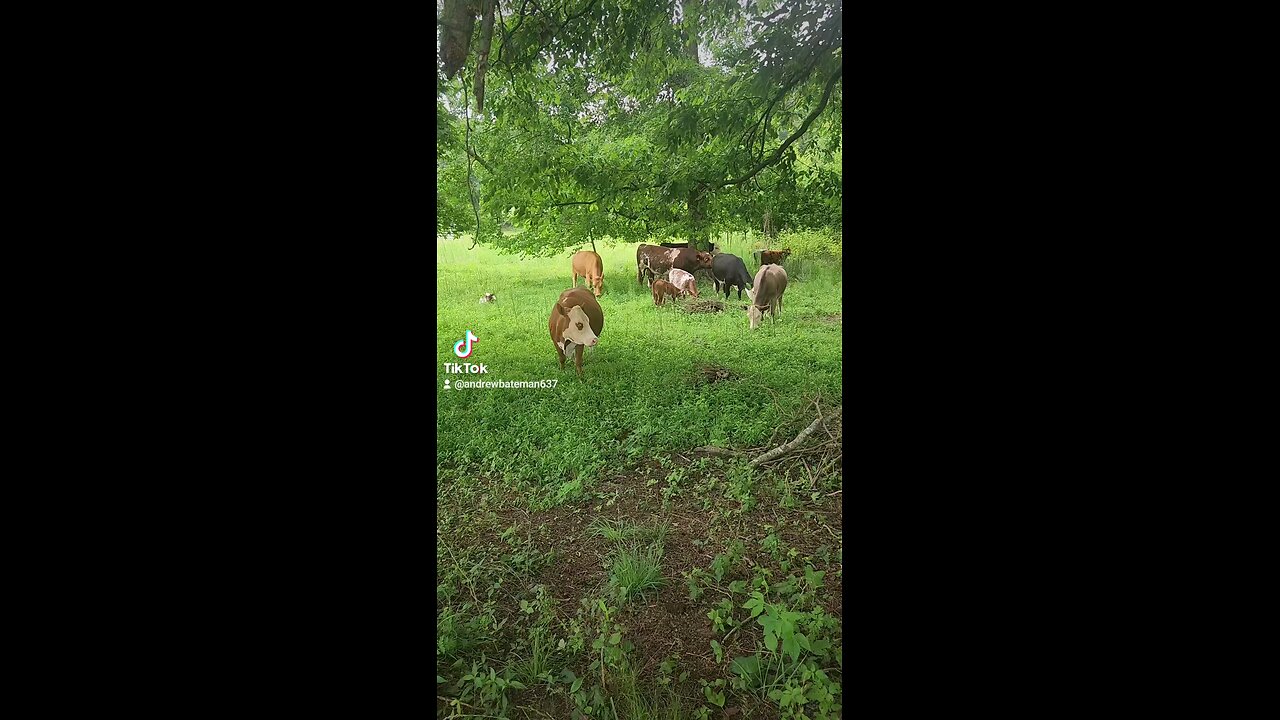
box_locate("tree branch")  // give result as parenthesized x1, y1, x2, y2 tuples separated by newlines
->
(467, 147, 496, 173)
(719, 65, 841, 189)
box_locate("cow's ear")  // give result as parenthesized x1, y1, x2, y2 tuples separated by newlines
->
(554, 302, 567, 317)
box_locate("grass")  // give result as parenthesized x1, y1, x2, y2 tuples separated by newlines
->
(437, 230, 843, 719)
(436, 231, 842, 504)
(608, 543, 664, 601)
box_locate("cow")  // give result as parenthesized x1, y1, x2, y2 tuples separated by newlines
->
(667, 268, 699, 298)
(636, 244, 714, 286)
(748, 264, 788, 330)
(651, 279, 682, 306)
(478, 293, 497, 304)
(759, 248, 792, 266)
(710, 253, 754, 301)
(549, 287, 605, 378)
(570, 250, 604, 298)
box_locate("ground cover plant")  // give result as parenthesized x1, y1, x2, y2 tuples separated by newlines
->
(437, 231, 842, 719)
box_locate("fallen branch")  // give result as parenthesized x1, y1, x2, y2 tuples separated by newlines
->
(750, 404, 841, 467)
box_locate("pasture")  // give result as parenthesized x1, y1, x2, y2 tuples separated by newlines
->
(437, 233, 844, 719)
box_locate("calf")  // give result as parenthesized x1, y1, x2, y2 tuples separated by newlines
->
(636, 244, 713, 286)
(478, 293, 497, 304)
(549, 287, 605, 378)
(748, 264, 788, 330)
(651, 279, 682, 306)
(667, 268, 699, 298)
(570, 250, 604, 298)
(711, 253, 753, 301)
(759, 248, 792, 266)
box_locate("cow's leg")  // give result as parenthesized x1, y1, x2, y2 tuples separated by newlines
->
(574, 344, 585, 378)
(556, 345, 566, 371)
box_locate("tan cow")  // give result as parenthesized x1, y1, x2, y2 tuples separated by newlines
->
(571, 251, 605, 297)
(748, 264, 788, 330)
(550, 287, 605, 377)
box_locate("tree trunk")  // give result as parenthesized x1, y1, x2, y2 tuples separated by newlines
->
(439, 0, 477, 80)
(688, 185, 709, 252)
(474, 0, 496, 112)
(683, 0, 700, 64)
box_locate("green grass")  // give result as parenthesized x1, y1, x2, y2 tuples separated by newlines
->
(437, 231, 843, 719)
(436, 231, 842, 505)
(608, 543, 664, 601)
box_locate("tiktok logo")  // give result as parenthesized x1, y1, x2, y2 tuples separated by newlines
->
(454, 330, 478, 358)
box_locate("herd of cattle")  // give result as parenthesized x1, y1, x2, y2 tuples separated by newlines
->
(541, 243, 793, 377)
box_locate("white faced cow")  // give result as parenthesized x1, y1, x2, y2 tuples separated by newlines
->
(549, 287, 605, 377)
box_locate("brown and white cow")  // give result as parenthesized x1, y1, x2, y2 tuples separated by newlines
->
(636, 244, 713, 286)
(748, 264, 788, 330)
(549, 287, 605, 377)
(570, 250, 604, 298)
(667, 268, 699, 298)
(651, 279, 682, 306)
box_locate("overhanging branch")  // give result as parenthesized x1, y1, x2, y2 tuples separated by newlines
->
(719, 65, 842, 189)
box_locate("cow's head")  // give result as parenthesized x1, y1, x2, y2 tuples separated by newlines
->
(685, 283, 699, 299)
(695, 251, 714, 268)
(555, 303, 599, 346)
(748, 305, 764, 330)
(591, 277, 603, 298)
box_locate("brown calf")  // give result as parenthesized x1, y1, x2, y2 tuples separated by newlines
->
(651, 279, 682, 306)
(570, 251, 604, 298)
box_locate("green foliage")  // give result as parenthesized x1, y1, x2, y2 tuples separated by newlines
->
(437, 0, 843, 253)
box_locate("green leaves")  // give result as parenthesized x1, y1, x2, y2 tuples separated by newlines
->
(742, 590, 765, 618)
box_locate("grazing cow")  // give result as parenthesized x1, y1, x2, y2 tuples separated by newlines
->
(748, 264, 788, 330)
(570, 251, 604, 298)
(549, 287, 605, 378)
(759, 248, 792, 266)
(710, 253, 754, 301)
(667, 268, 699, 298)
(651, 279, 682, 306)
(479, 293, 497, 304)
(636, 244, 714, 286)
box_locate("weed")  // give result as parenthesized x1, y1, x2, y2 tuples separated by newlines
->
(609, 544, 664, 601)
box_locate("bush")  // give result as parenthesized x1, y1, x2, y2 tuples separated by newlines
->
(777, 227, 841, 263)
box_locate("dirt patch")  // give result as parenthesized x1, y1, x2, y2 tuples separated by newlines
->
(680, 297, 727, 313)
(692, 362, 740, 386)
(822, 313, 842, 324)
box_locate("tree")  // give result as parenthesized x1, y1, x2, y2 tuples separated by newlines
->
(437, 0, 842, 254)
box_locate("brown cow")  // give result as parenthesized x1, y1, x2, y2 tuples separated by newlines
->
(759, 248, 792, 265)
(549, 287, 605, 378)
(651, 279, 682, 306)
(570, 251, 604, 298)
(636, 244, 713, 286)
(748, 264, 788, 330)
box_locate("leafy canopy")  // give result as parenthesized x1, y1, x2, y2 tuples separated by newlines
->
(437, 0, 842, 254)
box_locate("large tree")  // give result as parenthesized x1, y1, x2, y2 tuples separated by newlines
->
(437, 0, 842, 254)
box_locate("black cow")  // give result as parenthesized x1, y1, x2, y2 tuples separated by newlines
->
(711, 253, 754, 300)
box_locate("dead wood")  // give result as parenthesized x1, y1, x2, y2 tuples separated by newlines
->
(750, 404, 842, 467)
